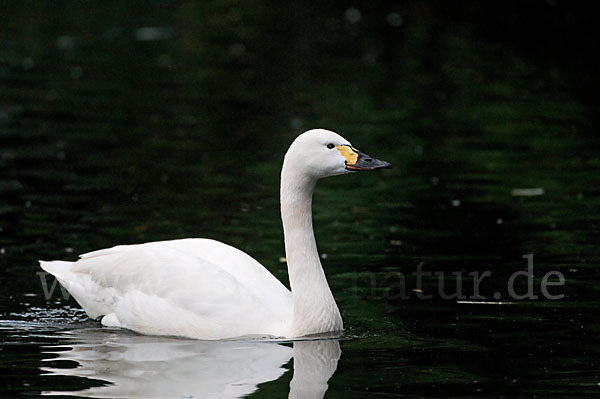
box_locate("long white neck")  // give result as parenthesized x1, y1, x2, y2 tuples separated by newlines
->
(281, 160, 343, 337)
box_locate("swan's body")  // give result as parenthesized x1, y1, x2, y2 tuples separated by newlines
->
(40, 129, 390, 339)
(42, 239, 293, 339)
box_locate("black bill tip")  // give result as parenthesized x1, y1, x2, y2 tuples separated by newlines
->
(346, 151, 392, 171)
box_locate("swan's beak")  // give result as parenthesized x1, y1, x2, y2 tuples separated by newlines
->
(336, 145, 392, 171)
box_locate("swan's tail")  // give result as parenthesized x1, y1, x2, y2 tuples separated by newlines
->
(38, 260, 108, 319)
(40, 260, 74, 281)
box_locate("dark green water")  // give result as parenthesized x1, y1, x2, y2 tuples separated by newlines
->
(1, 1, 599, 397)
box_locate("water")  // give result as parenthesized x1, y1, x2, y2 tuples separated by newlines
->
(1, 1, 599, 397)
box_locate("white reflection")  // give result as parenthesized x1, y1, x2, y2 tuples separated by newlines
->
(41, 328, 340, 399)
(289, 340, 341, 399)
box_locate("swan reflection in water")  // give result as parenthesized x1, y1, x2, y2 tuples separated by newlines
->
(41, 328, 341, 399)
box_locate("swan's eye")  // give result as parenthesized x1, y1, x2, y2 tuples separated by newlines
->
(327, 143, 335, 149)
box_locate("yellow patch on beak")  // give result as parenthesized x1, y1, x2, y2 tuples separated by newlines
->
(335, 145, 359, 165)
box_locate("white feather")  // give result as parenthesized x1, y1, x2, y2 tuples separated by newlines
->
(39, 129, 378, 339)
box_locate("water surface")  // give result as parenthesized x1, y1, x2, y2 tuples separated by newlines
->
(1, 1, 599, 397)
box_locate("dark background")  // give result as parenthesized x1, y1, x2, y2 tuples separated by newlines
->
(1, 0, 599, 397)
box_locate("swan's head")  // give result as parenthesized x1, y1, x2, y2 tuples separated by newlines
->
(284, 129, 391, 179)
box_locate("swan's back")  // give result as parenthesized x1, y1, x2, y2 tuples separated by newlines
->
(40, 239, 293, 339)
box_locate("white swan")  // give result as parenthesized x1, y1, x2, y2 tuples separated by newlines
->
(40, 129, 391, 339)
